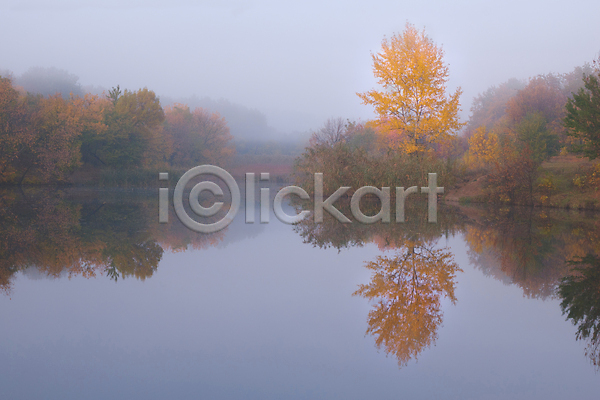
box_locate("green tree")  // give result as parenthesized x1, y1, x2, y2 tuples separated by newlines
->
(82, 87, 165, 168)
(516, 112, 559, 163)
(564, 73, 600, 159)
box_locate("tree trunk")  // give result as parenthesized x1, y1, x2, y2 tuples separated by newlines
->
(18, 165, 32, 186)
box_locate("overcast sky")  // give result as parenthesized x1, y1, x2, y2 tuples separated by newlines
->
(1, 0, 599, 133)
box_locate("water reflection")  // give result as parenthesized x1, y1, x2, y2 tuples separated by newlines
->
(293, 197, 600, 366)
(354, 240, 460, 366)
(293, 198, 463, 365)
(3, 188, 600, 370)
(0, 188, 226, 293)
(293, 198, 465, 250)
(559, 254, 600, 367)
(463, 206, 600, 299)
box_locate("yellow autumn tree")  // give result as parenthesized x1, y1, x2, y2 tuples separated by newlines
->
(466, 126, 500, 169)
(357, 23, 464, 154)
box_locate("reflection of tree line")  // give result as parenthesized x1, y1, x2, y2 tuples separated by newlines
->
(293, 197, 600, 367)
(463, 206, 600, 299)
(3, 188, 600, 369)
(0, 189, 226, 294)
(457, 206, 600, 368)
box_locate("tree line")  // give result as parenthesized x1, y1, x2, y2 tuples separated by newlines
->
(0, 77, 234, 185)
(461, 61, 600, 204)
(294, 23, 600, 207)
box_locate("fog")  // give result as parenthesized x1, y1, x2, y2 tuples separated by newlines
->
(1, 0, 599, 135)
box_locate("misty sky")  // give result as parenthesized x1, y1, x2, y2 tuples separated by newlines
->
(1, 0, 599, 134)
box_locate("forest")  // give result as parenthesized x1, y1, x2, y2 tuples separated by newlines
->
(0, 73, 235, 185)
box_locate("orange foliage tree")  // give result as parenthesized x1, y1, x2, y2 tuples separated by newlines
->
(163, 104, 234, 167)
(0, 76, 33, 182)
(1, 76, 107, 183)
(15, 94, 105, 183)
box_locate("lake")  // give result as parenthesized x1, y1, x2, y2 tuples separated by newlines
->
(1, 186, 600, 399)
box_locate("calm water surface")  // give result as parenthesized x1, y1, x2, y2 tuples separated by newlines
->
(1, 187, 600, 399)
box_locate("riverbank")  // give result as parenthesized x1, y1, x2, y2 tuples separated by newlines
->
(445, 155, 600, 211)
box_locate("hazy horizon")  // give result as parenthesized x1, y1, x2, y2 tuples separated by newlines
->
(2, 0, 598, 135)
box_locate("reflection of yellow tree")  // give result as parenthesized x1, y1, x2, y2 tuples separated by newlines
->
(354, 240, 461, 366)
